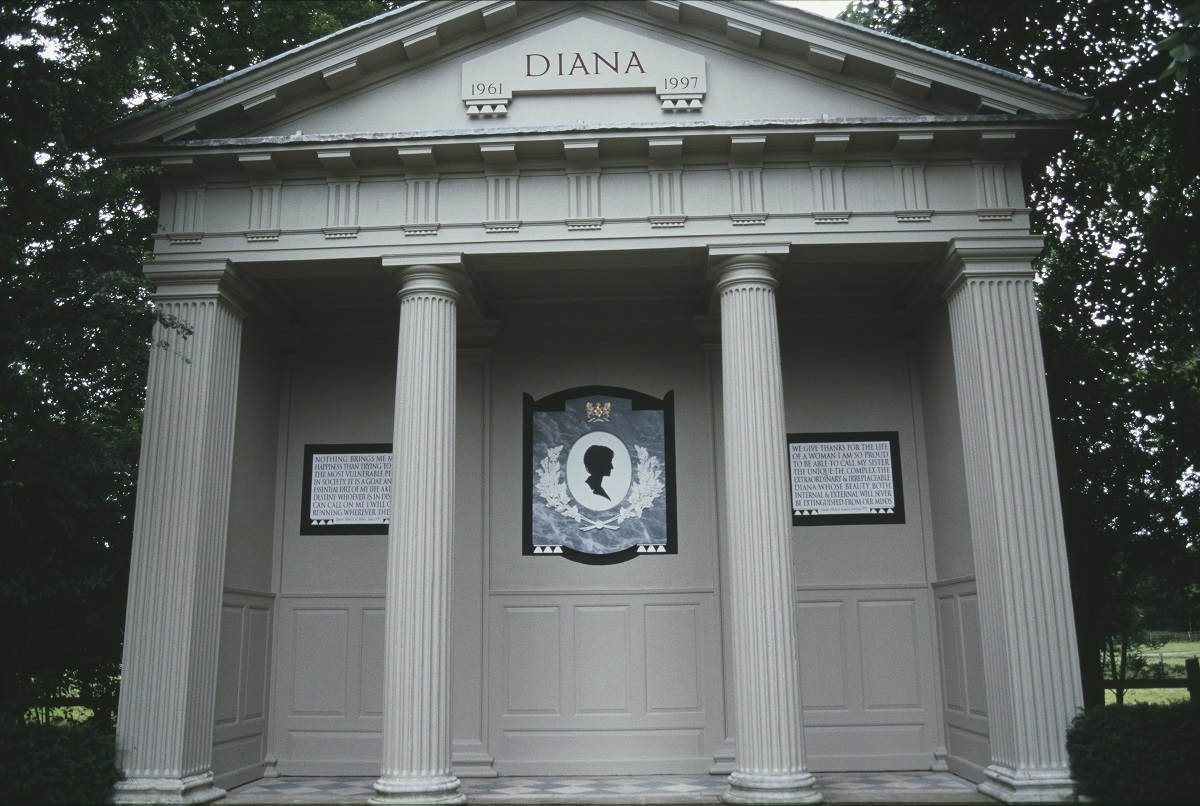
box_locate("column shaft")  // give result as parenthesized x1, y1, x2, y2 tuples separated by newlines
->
(945, 254, 1084, 802)
(373, 263, 464, 805)
(714, 254, 820, 805)
(115, 269, 245, 805)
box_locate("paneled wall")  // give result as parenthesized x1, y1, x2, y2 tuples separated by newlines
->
(271, 596, 385, 774)
(255, 288, 981, 778)
(781, 313, 945, 771)
(213, 591, 274, 789)
(266, 325, 493, 776)
(267, 326, 394, 774)
(214, 316, 281, 788)
(489, 592, 722, 774)
(485, 309, 728, 774)
(797, 586, 940, 770)
(933, 579, 990, 781)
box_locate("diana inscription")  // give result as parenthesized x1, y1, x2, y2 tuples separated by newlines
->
(460, 17, 706, 115)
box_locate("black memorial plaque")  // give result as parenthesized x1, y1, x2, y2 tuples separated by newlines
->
(787, 431, 904, 526)
(524, 386, 676, 564)
(301, 443, 392, 535)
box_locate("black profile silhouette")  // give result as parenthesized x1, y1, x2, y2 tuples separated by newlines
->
(583, 444, 615, 499)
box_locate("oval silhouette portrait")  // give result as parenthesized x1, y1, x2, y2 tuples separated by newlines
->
(566, 431, 632, 512)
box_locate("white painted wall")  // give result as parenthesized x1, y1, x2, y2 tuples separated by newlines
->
(214, 315, 283, 789)
(779, 309, 942, 770)
(268, 324, 395, 775)
(918, 303, 991, 781)
(214, 286, 981, 778)
(484, 305, 726, 775)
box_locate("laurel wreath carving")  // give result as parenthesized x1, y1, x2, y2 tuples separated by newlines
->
(535, 443, 664, 532)
(617, 446, 664, 524)
(535, 446, 587, 524)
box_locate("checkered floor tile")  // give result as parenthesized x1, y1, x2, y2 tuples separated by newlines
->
(461, 775, 728, 803)
(224, 772, 990, 804)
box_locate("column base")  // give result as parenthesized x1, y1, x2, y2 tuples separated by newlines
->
(113, 772, 225, 804)
(370, 774, 466, 805)
(977, 764, 1076, 803)
(721, 771, 823, 804)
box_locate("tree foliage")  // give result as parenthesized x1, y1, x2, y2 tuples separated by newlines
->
(0, 0, 399, 727)
(843, 0, 1200, 703)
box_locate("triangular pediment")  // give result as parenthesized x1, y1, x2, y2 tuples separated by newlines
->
(106, 0, 1089, 149)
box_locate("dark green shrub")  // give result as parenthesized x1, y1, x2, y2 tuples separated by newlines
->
(1067, 701, 1200, 802)
(0, 721, 123, 804)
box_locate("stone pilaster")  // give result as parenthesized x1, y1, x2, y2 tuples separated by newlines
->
(372, 256, 465, 806)
(711, 247, 821, 805)
(114, 261, 249, 804)
(942, 237, 1084, 802)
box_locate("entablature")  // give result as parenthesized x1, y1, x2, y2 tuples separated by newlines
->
(119, 116, 1073, 178)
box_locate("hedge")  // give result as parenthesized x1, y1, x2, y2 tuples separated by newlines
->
(0, 721, 123, 804)
(1067, 701, 1200, 803)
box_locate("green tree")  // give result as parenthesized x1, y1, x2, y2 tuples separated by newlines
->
(0, 0, 399, 728)
(843, 0, 1200, 705)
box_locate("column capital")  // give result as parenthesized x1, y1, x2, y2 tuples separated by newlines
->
(934, 235, 1045, 298)
(144, 258, 254, 316)
(707, 244, 789, 294)
(382, 254, 465, 301)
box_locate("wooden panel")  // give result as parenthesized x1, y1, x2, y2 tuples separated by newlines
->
(947, 723, 990, 768)
(859, 600, 921, 709)
(645, 605, 701, 713)
(796, 601, 848, 710)
(360, 608, 385, 717)
(500, 729, 705, 773)
(933, 581, 990, 783)
(287, 730, 382, 766)
(214, 591, 274, 791)
(797, 587, 940, 772)
(291, 608, 349, 715)
(211, 735, 265, 788)
(804, 723, 932, 771)
(215, 606, 243, 726)
(959, 594, 988, 718)
(506, 607, 561, 714)
(489, 592, 721, 775)
(937, 595, 965, 713)
(245, 606, 270, 720)
(575, 606, 630, 714)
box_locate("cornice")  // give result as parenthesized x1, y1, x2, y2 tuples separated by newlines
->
(102, 0, 1093, 147)
(112, 116, 1080, 178)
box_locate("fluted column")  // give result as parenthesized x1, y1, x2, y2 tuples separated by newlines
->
(372, 256, 464, 806)
(711, 248, 821, 805)
(942, 238, 1084, 802)
(114, 261, 249, 804)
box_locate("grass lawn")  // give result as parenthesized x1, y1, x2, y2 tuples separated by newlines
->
(1104, 687, 1191, 705)
(1104, 640, 1198, 705)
